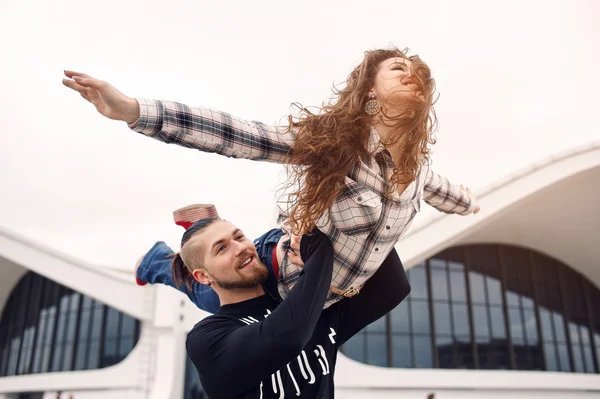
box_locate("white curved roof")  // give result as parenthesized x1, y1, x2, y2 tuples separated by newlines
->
(398, 141, 600, 287)
(0, 225, 149, 319)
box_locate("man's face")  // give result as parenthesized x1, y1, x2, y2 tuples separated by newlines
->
(190, 220, 268, 289)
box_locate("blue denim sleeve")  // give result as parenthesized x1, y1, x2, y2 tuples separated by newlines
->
(136, 241, 221, 313)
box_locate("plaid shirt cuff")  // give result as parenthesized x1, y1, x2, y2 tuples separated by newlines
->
(127, 98, 160, 135)
(461, 196, 476, 215)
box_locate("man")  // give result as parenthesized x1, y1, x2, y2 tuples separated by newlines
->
(167, 214, 410, 398)
(135, 204, 283, 314)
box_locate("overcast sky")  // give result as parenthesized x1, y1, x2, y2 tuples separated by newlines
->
(0, 0, 598, 270)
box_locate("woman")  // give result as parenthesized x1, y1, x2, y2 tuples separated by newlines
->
(62, 47, 480, 309)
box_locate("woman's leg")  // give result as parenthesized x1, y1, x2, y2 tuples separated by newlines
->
(136, 241, 221, 314)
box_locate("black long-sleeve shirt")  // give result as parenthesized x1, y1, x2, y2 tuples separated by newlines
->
(186, 230, 410, 398)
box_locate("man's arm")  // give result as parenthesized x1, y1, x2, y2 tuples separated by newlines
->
(423, 164, 478, 215)
(186, 230, 334, 396)
(335, 248, 411, 345)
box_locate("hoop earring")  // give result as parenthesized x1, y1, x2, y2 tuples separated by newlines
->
(365, 94, 381, 116)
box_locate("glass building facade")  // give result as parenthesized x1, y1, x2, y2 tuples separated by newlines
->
(0, 272, 141, 377)
(341, 244, 600, 373)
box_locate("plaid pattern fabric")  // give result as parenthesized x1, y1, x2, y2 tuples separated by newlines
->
(130, 98, 475, 308)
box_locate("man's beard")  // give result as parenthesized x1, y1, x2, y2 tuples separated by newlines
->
(214, 260, 269, 289)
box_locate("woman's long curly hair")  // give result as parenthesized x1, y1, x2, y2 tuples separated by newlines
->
(284, 47, 438, 235)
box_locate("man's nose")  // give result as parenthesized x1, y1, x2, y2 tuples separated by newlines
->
(233, 241, 247, 256)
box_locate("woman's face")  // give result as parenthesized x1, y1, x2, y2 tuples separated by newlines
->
(370, 56, 425, 106)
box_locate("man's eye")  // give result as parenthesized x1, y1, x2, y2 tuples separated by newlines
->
(217, 246, 225, 253)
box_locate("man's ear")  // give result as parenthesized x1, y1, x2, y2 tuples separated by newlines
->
(192, 268, 211, 286)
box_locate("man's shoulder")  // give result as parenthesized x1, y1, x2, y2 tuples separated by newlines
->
(188, 313, 240, 337)
(186, 313, 241, 359)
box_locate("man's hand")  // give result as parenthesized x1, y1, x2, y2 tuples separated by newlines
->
(460, 184, 480, 214)
(62, 71, 140, 124)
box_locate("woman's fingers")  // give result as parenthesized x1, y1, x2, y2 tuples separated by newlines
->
(64, 70, 91, 79)
(287, 249, 305, 267)
(62, 78, 88, 94)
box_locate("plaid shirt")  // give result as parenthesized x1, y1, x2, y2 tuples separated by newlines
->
(130, 99, 475, 308)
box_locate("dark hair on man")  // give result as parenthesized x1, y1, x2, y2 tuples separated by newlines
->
(171, 218, 220, 291)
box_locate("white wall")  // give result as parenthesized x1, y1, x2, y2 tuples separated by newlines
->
(42, 390, 144, 399)
(335, 355, 600, 395)
(0, 258, 27, 313)
(337, 389, 600, 399)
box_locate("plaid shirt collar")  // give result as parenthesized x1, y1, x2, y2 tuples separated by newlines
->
(367, 127, 387, 155)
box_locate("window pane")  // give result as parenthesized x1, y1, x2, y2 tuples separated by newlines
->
(492, 343, 511, 369)
(477, 342, 492, 369)
(539, 307, 554, 342)
(472, 305, 490, 340)
(486, 277, 503, 306)
(521, 296, 534, 309)
(454, 337, 474, 369)
(75, 307, 92, 370)
(434, 302, 452, 335)
(63, 293, 80, 371)
(392, 334, 412, 368)
(530, 345, 545, 370)
(469, 272, 486, 305)
(553, 313, 566, 342)
(509, 308, 525, 345)
(390, 300, 410, 334)
(449, 271, 467, 302)
(366, 333, 387, 367)
(583, 345, 595, 373)
(409, 265, 428, 300)
(506, 291, 521, 308)
(572, 343, 584, 373)
(121, 316, 136, 338)
(411, 300, 430, 335)
(431, 268, 449, 301)
(32, 309, 47, 373)
(88, 341, 100, 369)
(543, 342, 558, 371)
(342, 334, 365, 363)
(448, 261, 464, 272)
(452, 304, 470, 337)
(74, 342, 88, 371)
(596, 334, 600, 374)
(557, 343, 571, 372)
(51, 294, 70, 371)
(119, 337, 134, 358)
(103, 339, 118, 367)
(569, 323, 580, 346)
(522, 309, 538, 345)
(430, 258, 446, 269)
(104, 308, 120, 340)
(579, 326, 591, 346)
(40, 307, 56, 373)
(413, 335, 433, 368)
(90, 304, 104, 340)
(366, 314, 386, 333)
(436, 335, 454, 368)
(490, 306, 506, 339)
